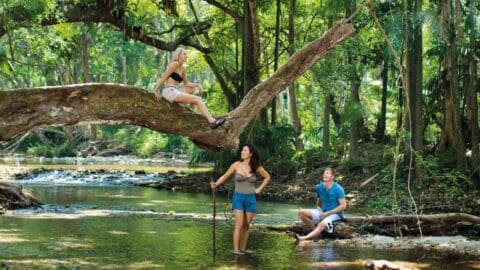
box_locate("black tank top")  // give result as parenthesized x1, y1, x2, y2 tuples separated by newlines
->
(170, 72, 183, 82)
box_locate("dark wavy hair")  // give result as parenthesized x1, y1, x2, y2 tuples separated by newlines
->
(240, 144, 261, 174)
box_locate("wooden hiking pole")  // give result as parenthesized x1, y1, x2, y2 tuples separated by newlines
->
(212, 183, 217, 259)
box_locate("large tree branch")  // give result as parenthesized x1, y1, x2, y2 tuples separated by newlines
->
(0, 1, 212, 53)
(0, 20, 354, 150)
(203, 0, 243, 23)
(225, 21, 355, 140)
(0, 84, 234, 149)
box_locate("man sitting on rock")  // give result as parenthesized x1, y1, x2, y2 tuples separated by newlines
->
(296, 167, 346, 242)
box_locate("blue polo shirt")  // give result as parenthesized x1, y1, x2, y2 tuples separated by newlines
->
(316, 182, 345, 217)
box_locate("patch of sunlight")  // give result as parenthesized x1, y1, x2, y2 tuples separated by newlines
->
(138, 203, 157, 206)
(3, 258, 95, 268)
(5, 209, 225, 221)
(150, 200, 196, 205)
(468, 261, 480, 269)
(108, 230, 128, 235)
(0, 229, 21, 232)
(145, 231, 157, 234)
(104, 195, 142, 199)
(0, 232, 28, 243)
(129, 261, 165, 269)
(214, 266, 250, 270)
(149, 200, 169, 203)
(4, 209, 113, 219)
(54, 237, 92, 249)
(308, 259, 430, 270)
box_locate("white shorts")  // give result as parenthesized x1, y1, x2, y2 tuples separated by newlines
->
(310, 208, 342, 233)
(162, 86, 181, 102)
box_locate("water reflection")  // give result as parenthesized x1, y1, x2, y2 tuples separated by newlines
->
(0, 184, 478, 268)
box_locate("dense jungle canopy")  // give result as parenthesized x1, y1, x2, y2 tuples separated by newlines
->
(0, 0, 479, 195)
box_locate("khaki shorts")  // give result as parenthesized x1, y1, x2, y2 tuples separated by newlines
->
(162, 86, 181, 102)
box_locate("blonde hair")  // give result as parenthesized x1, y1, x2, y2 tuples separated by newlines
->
(172, 48, 186, 62)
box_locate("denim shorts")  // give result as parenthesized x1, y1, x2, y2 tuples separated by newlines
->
(232, 192, 256, 213)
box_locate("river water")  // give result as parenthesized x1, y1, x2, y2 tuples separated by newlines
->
(0, 157, 479, 269)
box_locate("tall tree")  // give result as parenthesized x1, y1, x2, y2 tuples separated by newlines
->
(243, 0, 260, 97)
(437, 0, 466, 168)
(288, 0, 304, 150)
(375, 47, 388, 143)
(80, 32, 97, 141)
(403, 0, 424, 178)
(322, 88, 331, 156)
(346, 0, 362, 161)
(465, 0, 479, 185)
(271, 0, 281, 126)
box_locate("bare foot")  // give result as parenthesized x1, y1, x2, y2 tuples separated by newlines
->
(232, 250, 244, 255)
(295, 234, 303, 243)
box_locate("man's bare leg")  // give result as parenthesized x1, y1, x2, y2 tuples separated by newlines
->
(298, 210, 316, 230)
(296, 222, 327, 242)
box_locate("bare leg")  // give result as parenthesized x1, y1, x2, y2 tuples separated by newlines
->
(298, 209, 316, 230)
(174, 92, 215, 123)
(233, 210, 244, 254)
(239, 212, 254, 252)
(182, 85, 196, 94)
(297, 222, 327, 241)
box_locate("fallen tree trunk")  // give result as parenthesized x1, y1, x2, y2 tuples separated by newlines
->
(0, 182, 42, 212)
(267, 213, 480, 237)
(0, 21, 355, 150)
(265, 222, 355, 239)
(345, 213, 480, 224)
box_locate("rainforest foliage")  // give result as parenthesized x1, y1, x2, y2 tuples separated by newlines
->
(1, 0, 479, 205)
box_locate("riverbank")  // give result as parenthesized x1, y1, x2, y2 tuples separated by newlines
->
(2, 163, 479, 214)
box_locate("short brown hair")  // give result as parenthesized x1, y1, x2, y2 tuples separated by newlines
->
(325, 167, 336, 177)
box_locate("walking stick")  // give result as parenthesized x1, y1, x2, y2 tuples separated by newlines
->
(212, 182, 217, 260)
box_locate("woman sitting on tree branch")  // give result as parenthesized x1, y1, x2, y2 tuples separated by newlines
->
(154, 48, 226, 129)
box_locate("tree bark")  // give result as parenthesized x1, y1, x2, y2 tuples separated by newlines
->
(330, 95, 342, 128)
(396, 75, 404, 131)
(242, 0, 260, 99)
(0, 22, 355, 150)
(271, 0, 282, 127)
(81, 33, 98, 141)
(345, 0, 362, 161)
(322, 92, 331, 156)
(269, 213, 480, 237)
(345, 213, 480, 224)
(288, 0, 304, 150)
(404, 0, 424, 178)
(438, 0, 466, 168)
(348, 78, 361, 161)
(375, 52, 388, 143)
(466, 0, 479, 186)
